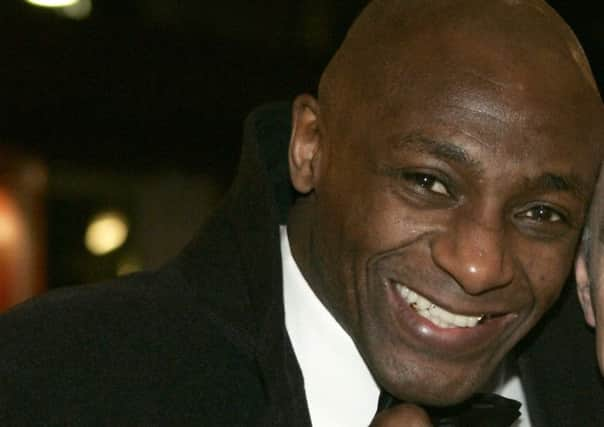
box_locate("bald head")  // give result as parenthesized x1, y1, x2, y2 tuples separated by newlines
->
(319, 0, 600, 129)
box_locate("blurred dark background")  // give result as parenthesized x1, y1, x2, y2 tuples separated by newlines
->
(0, 0, 601, 294)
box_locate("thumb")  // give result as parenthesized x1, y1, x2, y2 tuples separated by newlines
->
(370, 403, 433, 427)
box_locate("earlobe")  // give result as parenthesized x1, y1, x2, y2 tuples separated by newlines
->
(576, 253, 596, 327)
(289, 94, 323, 194)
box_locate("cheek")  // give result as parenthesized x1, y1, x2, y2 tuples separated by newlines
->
(521, 244, 576, 309)
(593, 249, 604, 288)
(596, 283, 604, 319)
(339, 188, 441, 254)
(593, 259, 604, 319)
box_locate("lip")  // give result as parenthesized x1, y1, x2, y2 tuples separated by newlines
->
(383, 277, 519, 358)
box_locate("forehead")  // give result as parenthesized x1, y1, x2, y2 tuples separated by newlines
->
(340, 24, 603, 170)
(373, 27, 596, 118)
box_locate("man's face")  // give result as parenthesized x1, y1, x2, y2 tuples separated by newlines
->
(577, 168, 604, 371)
(290, 25, 602, 405)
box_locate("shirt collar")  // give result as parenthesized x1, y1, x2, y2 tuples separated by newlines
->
(281, 226, 380, 427)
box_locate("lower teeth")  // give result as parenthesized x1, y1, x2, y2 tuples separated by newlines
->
(411, 303, 483, 328)
(395, 283, 485, 328)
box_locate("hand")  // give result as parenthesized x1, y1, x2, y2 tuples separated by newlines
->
(370, 403, 433, 427)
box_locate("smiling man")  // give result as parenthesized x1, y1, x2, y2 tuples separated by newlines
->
(0, 0, 603, 426)
(288, 0, 601, 410)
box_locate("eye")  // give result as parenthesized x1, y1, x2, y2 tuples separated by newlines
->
(519, 205, 564, 223)
(403, 173, 450, 196)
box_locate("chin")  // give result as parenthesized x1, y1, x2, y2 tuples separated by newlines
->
(359, 328, 510, 406)
(375, 359, 496, 406)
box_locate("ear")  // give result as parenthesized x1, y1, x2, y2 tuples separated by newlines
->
(576, 252, 596, 327)
(289, 94, 323, 194)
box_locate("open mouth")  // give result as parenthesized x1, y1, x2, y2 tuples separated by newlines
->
(394, 283, 486, 329)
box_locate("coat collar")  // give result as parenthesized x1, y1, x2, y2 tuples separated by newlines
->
(516, 284, 603, 427)
(174, 101, 310, 425)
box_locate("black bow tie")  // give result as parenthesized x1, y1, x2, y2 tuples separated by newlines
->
(377, 391, 521, 427)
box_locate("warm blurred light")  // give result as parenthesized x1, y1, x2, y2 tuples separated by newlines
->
(60, 0, 92, 20)
(0, 190, 21, 247)
(117, 255, 142, 276)
(85, 211, 128, 256)
(25, 0, 79, 7)
(0, 211, 18, 246)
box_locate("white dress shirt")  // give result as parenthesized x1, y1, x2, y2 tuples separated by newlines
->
(280, 226, 532, 426)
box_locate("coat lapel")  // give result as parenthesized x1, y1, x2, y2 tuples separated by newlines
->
(517, 285, 603, 427)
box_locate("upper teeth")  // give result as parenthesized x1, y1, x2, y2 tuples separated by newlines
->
(396, 284, 483, 328)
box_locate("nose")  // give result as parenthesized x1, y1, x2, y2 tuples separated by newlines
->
(431, 215, 515, 295)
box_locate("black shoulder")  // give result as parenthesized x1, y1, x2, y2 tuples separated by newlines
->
(0, 269, 171, 344)
(0, 268, 265, 425)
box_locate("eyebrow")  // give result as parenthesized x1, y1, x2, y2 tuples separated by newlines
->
(525, 173, 589, 201)
(393, 134, 482, 171)
(393, 133, 589, 201)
